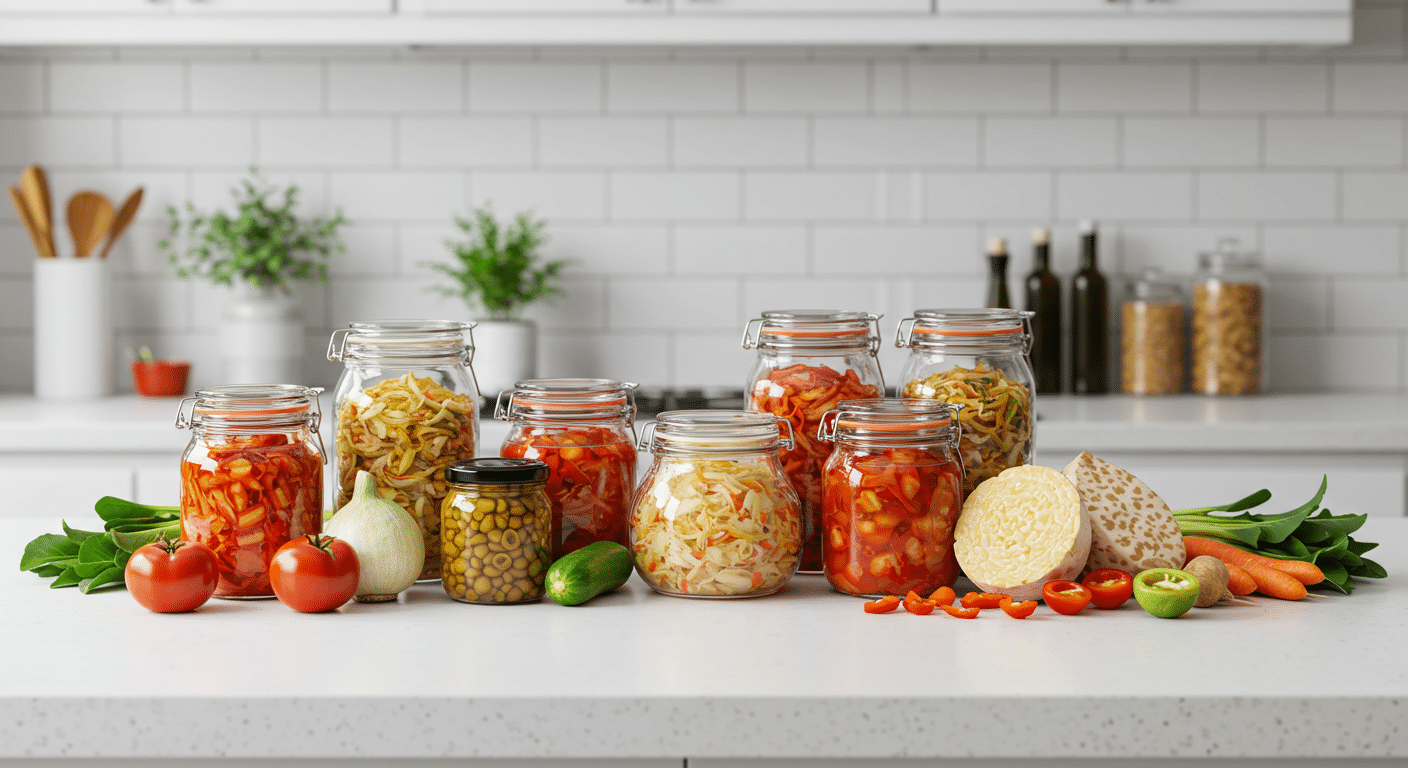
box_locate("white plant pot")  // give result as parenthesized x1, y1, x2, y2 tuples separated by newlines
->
(220, 284, 304, 385)
(471, 319, 537, 400)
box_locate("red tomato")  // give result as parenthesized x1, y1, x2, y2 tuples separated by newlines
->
(269, 534, 359, 613)
(1041, 580, 1093, 615)
(124, 539, 220, 613)
(1082, 569, 1134, 609)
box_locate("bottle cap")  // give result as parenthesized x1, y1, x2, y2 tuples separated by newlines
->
(987, 237, 1008, 256)
(1032, 228, 1050, 246)
(1079, 219, 1098, 235)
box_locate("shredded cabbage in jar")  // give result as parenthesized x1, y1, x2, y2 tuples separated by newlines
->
(631, 458, 801, 597)
(901, 363, 1032, 497)
(335, 371, 477, 580)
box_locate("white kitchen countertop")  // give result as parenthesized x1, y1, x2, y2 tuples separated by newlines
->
(1, 515, 1404, 760)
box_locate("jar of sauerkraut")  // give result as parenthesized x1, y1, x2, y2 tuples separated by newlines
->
(496, 378, 638, 559)
(895, 309, 1035, 498)
(630, 410, 802, 598)
(817, 399, 964, 598)
(175, 385, 325, 598)
(327, 320, 480, 581)
(742, 310, 884, 574)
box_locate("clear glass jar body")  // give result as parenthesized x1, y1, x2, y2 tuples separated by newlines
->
(1122, 270, 1186, 396)
(896, 309, 1036, 498)
(742, 310, 884, 573)
(176, 385, 324, 598)
(818, 399, 964, 598)
(328, 320, 480, 581)
(630, 411, 802, 598)
(497, 379, 638, 559)
(441, 479, 551, 604)
(1192, 240, 1267, 395)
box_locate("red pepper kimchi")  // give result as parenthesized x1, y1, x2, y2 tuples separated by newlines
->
(502, 425, 636, 559)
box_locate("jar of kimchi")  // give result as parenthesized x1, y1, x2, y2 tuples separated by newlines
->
(896, 308, 1035, 498)
(742, 310, 884, 573)
(175, 385, 325, 598)
(630, 411, 802, 598)
(817, 399, 964, 598)
(496, 378, 638, 559)
(327, 320, 480, 581)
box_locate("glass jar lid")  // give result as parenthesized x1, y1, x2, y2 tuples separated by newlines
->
(638, 410, 794, 456)
(1198, 237, 1263, 273)
(742, 310, 882, 352)
(1133, 268, 1184, 302)
(175, 385, 327, 458)
(445, 457, 548, 485)
(895, 308, 1033, 351)
(495, 378, 637, 423)
(327, 319, 475, 364)
(817, 398, 960, 445)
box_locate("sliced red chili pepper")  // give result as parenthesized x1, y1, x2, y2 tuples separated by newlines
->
(940, 603, 980, 619)
(863, 595, 901, 614)
(1041, 580, 1093, 615)
(960, 591, 1007, 610)
(903, 595, 937, 616)
(998, 596, 1038, 619)
(926, 585, 957, 606)
(1082, 569, 1134, 610)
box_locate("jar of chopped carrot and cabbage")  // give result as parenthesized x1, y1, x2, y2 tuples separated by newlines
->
(742, 310, 885, 573)
(496, 379, 638, 559)
(176, 385, 325, 598)
(630, 410, 802, 598)
(895, 309, 1035, 498)
(817, 398, 964, 598)
(327, 320, 480, 581)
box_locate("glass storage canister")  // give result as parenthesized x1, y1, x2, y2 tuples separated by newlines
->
(1192, 238, 1267, 396)
(175, 385, 325, 598)
(896, 308, 1036, 498)
(630, 410, 803, 598)
(817, 399, 965, 598)
(497, 378, 638, 559)
(741, 310, 884, 574)
(1122, 268, 1186, 396)
(327, 320, 480, 581)
(441, 458, 552, 604)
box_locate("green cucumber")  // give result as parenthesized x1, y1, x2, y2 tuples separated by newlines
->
(545, 541, 633, 606)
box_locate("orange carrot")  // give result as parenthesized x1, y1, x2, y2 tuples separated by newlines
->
(1184, 536, 1324, 586)
(1223, 563, 1257, 596)
(1241, 562, 1308, 601)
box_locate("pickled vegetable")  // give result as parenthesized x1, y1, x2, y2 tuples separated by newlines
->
(901, 363, 1032, 496)
(821, 446, 962, 597)
(502, 426, 635, 559)
(441, 484, 551, 604)
(631, 458, 801, 597)
(748, 364, 881, 571)
(180, 434, 322, 598)
(335, 371, 477, 580)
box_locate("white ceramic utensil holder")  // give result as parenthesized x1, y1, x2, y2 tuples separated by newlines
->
(34, 257, 113, 399)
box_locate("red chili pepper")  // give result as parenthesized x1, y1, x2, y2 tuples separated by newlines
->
(863, 595, 901, 614)
(940, 603, 980, 619)
(960, 591, 1008, 610)
(999, 596, 1038, 619)
(903, 593, 937, 616)
(926, 585, 957, 606)
(1041, 580, 1093, 615)
(1082, 569, 1134, 609)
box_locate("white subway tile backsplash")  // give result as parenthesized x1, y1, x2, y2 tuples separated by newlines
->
(1339, 4, 1407, 60)
(51, 63, 185, 113)
(328, 62, 463, 113)
(673, 331, 752, 389)
(0, 62, 43, 113)
(0, 224, 33, 274)
(925, 172, 1053, 221)
(1265, 118, 1404, 167)
(113, 276, 189, 332)
(613, 172, 739, 222)
(258, 117, 394, 168)
(539, 331, 669, 387)
(1118, 225, 1258, 275)
(608, 277, 737, 330)
(1196, 64, 1329, 114)
(119, 117, 253, 168)
(539, 117, 668, 168)
(400, 117, 533, 168)
(745, 172, 874, 222)
(607, 62, 739, 114)
(813, 118, 979, 168)
(872, 61, 905, 114)
(1270, 333, 1399, 391)
(1333, 279, 1408, 330)
(743, 63, 868, 114)
(672, 117, 807, 168)
(328, 276, 454, 329)
(908, 63, 1052, 114)
(1268, 277, 1330, 332)
(1057, 63, 1193, 113)
(520, 276, 606, 331)
(1263, 226, 1402, 275)
(742, 277, 888, 319)
(190, 63, 322, 113)
(473, 171, 608, 223)
(673, 226, 807, 276)
(1333, 64, 1408, 113)
(1122, 118, 1259, 168)
(984, 118, 1118, 168)
(814, 225, 978, 276)
(1197, 172, 1337, 222)
(332, 223, 397, 276)
(1343, 172, 1408, 221)
(0, 334, 31, 391)
(1057, 173, 1194, 221)
(189, 170, 328, 217)
(0, 117, 114, 167)
(48, 170, 187, 225)
(543, 225, 668, 276)
(469, 62, 602, 114)
(329, 171, 466, 222)
(0, 278, 32, 331)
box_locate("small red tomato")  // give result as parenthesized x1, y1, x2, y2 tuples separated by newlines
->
(1042, 580, 1094, 615)
(124, 539, 219, 613)
(1082, 569, 1134, 609)
(269, 534, 359, 613)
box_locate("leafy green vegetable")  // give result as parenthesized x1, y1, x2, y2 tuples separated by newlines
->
(18, 497, 182, 594)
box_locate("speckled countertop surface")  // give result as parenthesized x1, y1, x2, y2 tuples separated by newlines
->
(2, 516, 1404, 760)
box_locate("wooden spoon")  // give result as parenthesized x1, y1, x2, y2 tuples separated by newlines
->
(19, 166, 55, 259)
(67, 191, 114, 259)
(8, 185, 51, 260)
(98, 187, 143, 260)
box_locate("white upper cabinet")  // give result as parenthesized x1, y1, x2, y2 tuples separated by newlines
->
(940, 1, 1123, 13)
(0, 0, 167, 12)
(674, 0, 932, 14)
(401, 0, 667, 14)
(940, 0, 1349, 14)
(172, 0, 392, 13)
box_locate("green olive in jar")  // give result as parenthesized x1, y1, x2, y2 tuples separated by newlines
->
(440, 458, 551, 604)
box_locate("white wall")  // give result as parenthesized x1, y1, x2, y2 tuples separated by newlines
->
(2, 1, 1407, 394)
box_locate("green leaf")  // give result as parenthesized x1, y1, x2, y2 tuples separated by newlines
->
(1311, 563, 1353, 594)
(50, 567, 84, 588)
(95, 496, 178, 525)
(30, 563, 67, 578)
(1351, 557, 1387, 580)
(1295, 509, 1367, 545)
(62, 521, 102, 544)
(1177, 517, 1264, 547)
(79, 566, 127, 594)
(20, 533, 81, 571)
(112, 526, 178, 554)
(1173, 487, 1272, 516)
(78, 534, 121, 566)
(1347, 539, 1380, 556)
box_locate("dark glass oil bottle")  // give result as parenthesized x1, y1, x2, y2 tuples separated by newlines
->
(985, 238, 1011, 309)
(1024, 228, 1062, 394)
(1071, 220, 1109, 395)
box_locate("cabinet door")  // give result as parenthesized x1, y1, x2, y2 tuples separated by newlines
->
(0, 0, 168, 13)
(173, 0, 391, 13)
(403, 0, 667, 14)
(675, 0, 932, 14)
(940, 0, 1129, 14)
(1131, 0, 1348, 13)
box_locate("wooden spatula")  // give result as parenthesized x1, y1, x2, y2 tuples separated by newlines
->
(19, 166, 55, 259)
(67, 191, 114, 259)
(8, 185, 51, 259)
(98, 187, 143, 260)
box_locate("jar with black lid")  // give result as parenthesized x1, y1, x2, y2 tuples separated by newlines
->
(441, 457, 552, 605)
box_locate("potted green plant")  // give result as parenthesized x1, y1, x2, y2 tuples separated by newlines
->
(161, 175, 344, 385)
(423, 206, 567, 398)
